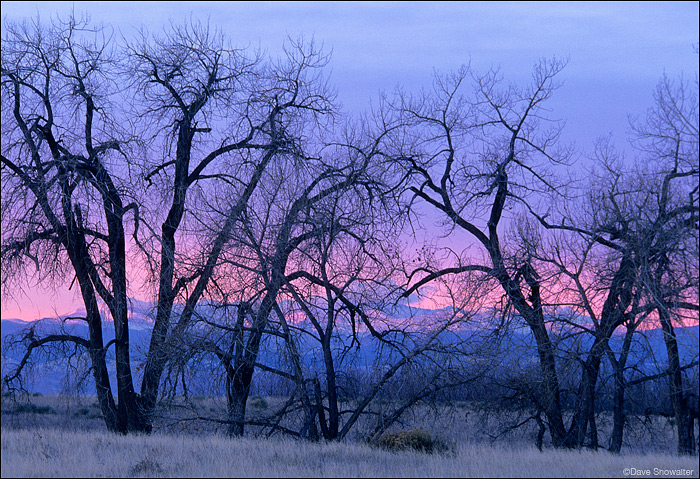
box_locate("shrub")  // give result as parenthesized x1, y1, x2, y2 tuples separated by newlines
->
(13, 403, 57, 415)
(248, 395, 268, 409)
(375, 428, 453, 454)
(73, 407, 102, 419)
(129, 457, 164, 477)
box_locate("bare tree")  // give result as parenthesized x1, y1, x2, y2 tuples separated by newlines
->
(217, 146, 385, 437)
(626, 73, 699, 455)
(125, 24, 335, 431)
(2, 15, 336, 433)
(377, 59, 580, 448)
(375, 54, 698, 454)
(513, 71, 698, 453)
(2, 14, 146, 431)
(163, 115, 496, 442)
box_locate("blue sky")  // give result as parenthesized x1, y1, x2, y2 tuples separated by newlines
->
(2, 1, 698, 147)
(2, 1, 699, 143)
(1, 1, 698, 320)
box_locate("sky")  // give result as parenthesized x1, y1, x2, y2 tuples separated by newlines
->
(1, 1, 698, 321)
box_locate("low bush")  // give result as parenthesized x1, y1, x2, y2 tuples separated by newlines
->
(375, 428, 453, 454)
(129, 456, 164, 477)
(13, 403, 57, 415)
(248, 395, 268, 410)
(73, 407, 102, 419)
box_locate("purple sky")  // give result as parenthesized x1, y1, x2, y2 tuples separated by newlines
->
(1, 1, 698, 320)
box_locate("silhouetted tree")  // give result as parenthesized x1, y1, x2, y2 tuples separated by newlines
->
(2, 15, 336, 433)
(381, 59, 579, 447)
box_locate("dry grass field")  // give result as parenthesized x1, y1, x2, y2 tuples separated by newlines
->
(3, 427, 699, 478)
(1, 395, 698, 478)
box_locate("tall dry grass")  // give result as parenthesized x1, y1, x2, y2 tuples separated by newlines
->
(2, 426, 698, 478)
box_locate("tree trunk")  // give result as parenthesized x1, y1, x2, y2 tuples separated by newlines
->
(569, 339, 608, 448)
(225, 301, 272, 437)
(66, 223, 123, 432)
(106, 207, 150, 433)
(83, 281, 120, 432)
(322, 331, 339, 440)
(529, 318, 570, 448)
(659, 308, 696, 456)
(226, 372, 247, 437)
(504, 265, 570, 448)
(609, 365, 626, 454)
(569, 253, 634, 449)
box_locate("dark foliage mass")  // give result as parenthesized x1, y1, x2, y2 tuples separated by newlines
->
(1, 13, 697, 455)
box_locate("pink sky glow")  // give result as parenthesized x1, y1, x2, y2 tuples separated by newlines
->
(1, 1, 698, 322)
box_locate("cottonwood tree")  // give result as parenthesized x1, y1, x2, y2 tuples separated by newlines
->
(1, 14, 336, 433)
(258, 118, 517, 443)
(180, 141, 388, 437)
(378, 59, 581, 448)
(497, 72, 698, 453)
(379, 57, 698, 452)
(503, 171, 644, 452)
(2, 14, 147, 431)
(126, 25, 335, 432)
(624, 73, 698, 455)
(247, 128, 495, 443)
(164, 120, 494, 441)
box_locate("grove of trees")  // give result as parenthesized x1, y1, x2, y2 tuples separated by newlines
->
(2, 15, 698, 455)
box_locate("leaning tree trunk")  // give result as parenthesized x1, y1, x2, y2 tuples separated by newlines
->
(63, 211, 124, 432)
(607, 320, 637, 454)
(529, 318, 571, 448)
(77, 264, 121, 432)
(499, 265, 571, 449)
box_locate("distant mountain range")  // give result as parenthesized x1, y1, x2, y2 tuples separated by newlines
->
(1, 298, 697, 395)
